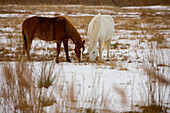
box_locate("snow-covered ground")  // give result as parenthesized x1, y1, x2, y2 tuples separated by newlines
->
(35, 61, 143, 112)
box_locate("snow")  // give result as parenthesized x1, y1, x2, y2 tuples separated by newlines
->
(0, 61, 143, 112)
(0, 27, 14, 32)
(122, 5, 170, 10)
(1, 60, 168, 112)
(0, 14, 35, 18)
(60, 13, 95, 17)
(77, 29, 86, 34)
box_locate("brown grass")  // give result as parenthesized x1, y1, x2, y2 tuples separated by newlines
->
(0, 61, 120, 112)
(0, 62, 44, 113)
(37, 62, 56, 88)
(134, 41, 170, 112)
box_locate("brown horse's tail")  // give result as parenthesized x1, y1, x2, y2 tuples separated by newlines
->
(22, 29, 27, 55)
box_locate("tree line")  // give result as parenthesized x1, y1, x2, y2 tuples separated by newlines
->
(0, 0, 170, 6)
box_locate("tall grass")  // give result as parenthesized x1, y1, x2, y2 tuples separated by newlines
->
(1, 61, 127, 112)
(37, 62, 56, 88)
(0, 62, 44, 113)
(137, 42, 169, 112)
(48, 66, 115, 112)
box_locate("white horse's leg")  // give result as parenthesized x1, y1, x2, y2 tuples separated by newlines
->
(99, 40, 104, 61)
(106, 39, 111, 61)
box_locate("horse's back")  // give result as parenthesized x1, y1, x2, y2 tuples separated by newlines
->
(22, 16, 39, 33)
(88, 14, 101, 37)
(101, 15, 114, 33)
(98, 15, 114, 41)
(22, 16, 66, 41)
(22, 16, 65, 32)
(88, 14, 114, 38)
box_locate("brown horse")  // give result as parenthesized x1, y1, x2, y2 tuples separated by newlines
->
(22, 16, 85, 63)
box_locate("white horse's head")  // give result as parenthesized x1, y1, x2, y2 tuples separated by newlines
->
(88, 45, 98, 62)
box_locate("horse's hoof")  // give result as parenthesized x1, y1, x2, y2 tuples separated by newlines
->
(28, 58, 31, 62)
(98, 60, 104, 63)
(106, 59, 111, 61)
(55, 60, 59, 63)
(67, 59, 71, 62)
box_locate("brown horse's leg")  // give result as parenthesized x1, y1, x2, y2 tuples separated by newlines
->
(26, 38, 33, 61)
(56, 42, 61, 63)
(63, 40, 71, 62)
(23, 45, 26, 55)
(22, 30, 27, 55)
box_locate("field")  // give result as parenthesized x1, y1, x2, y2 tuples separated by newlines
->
(0, 5, 170, 112)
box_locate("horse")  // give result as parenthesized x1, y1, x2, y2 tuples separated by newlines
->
(22, 16, 85, 63)
(88, 13, 114, 62)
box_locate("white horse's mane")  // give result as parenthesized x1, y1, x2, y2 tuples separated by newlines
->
(88, 13, 101, 52)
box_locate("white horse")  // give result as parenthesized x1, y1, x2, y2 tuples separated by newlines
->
(88, 13, 114, 62)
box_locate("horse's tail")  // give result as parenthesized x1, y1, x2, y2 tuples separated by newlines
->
(22, 29, 27, 55)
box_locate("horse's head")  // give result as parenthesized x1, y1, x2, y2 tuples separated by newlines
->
(88, 45, 98, 62)
(75, 40, 85, 62)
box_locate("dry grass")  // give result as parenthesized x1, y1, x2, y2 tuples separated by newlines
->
(134, 42, 170, 112)
(0, 62, 44, 113)
(50, 67, 116, 112)
(37, 62, 56, 88)
(0, 61, 123, 112)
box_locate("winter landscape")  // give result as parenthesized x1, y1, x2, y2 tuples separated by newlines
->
(0, 4, 170, 113)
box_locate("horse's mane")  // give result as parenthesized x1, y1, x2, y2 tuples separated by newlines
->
(88, 13, 102, 51)
(64, 17, 82, 46)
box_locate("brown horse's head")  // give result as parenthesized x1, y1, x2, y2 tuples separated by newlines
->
(75, 40, 85, 62)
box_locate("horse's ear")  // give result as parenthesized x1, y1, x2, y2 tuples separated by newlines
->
(83, 40, 85, 44)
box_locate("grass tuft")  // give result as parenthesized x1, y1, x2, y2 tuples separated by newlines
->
(37, 62, 56, 88)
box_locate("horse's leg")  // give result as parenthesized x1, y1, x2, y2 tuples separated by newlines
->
(106, 39, 111, 61)
(63, 39, 71, 62)
(99, 40, 104, 61)
(23, 44, 26, 55)
(23, 41, 26, 55)
(26, 38, 33, 61)
(56, 42, 61, 63)
(22, 30, 27, 55)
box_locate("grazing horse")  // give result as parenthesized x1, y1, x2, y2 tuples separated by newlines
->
(88, 13, 114, 62)
(22, 16, 85, 63)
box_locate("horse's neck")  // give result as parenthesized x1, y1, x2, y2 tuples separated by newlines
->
(88, 14, 101, 47)
(70, 34, 82, 46)
(89, 40, 97, 52)
(65, 18, 82, 47)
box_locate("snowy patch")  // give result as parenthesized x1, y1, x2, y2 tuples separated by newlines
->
(122, 5, 170, 10)
(0, 27, 14, 32)
(77, 29, 86, 34)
